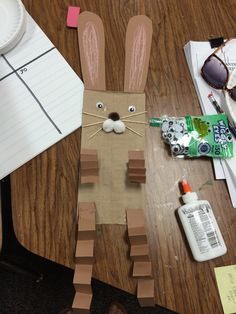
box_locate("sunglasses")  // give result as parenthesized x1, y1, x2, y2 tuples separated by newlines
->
(201, 38, 236, 101)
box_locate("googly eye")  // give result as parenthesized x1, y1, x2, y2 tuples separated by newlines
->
(96, 102, 104, 109)
(198, 142, 211, 155)
(128, 105, 136, 113)
(184, 147, 189, 154)
(171, 144, 182, 154)
(161, 122, 169, 132)
(227, 134, 232, 142)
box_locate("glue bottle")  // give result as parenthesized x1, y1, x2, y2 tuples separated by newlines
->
(177, 179, 227, 262)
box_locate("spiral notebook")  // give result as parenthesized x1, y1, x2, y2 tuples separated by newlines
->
(0, 12, 84, 180)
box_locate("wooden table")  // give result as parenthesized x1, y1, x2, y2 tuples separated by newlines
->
(6, 1, 236, 313)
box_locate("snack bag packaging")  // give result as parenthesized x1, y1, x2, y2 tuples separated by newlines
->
(149, 114, 234, 159)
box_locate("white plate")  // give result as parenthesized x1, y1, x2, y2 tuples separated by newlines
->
(0, 0, 26, 54)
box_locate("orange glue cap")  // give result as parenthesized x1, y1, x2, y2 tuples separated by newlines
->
(182, 179, 192, 194)
(181, 179, 198, 203)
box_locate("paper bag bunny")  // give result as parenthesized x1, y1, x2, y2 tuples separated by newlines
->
(77, 11, 152, 223)
(72, 11, 153, 312)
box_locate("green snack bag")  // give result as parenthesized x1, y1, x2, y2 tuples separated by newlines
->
(150, 114, 234, 159)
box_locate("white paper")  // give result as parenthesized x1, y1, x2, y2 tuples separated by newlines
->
(184, 40, 236, 207)
(0, 13, 84, 179)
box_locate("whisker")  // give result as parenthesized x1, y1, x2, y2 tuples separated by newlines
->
(122, 120, 148, 125)
(126, 126, 143, 137)
(89, 128, 103, 139)
(83, 121, 103, 128)
(83, 111, 107, 119)
(121, 111, 147, 119)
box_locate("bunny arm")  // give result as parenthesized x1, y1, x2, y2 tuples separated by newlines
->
(128, 150, 146, 184)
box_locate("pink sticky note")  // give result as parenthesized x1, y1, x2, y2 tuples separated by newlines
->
(67, 6, 80, 28)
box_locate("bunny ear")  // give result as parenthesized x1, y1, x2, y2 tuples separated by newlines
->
(124, 15, 152, 93)
(77, 11, 106, 90)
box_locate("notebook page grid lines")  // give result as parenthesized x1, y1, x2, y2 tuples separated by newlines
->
(0, 12, 84, 179)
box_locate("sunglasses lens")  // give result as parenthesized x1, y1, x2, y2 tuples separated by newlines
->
(201, 55, 228, 89)
(229, 86, 236, 101)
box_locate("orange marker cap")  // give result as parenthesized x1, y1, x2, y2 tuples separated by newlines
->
(182, 179, 192, 194)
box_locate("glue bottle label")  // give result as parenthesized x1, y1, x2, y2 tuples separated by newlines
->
(178, 200, 227, 261)
(181, 203, 220, 253)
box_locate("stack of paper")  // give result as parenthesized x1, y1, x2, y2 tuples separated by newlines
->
(184, 40, 236, 207)
(0, 12, 84, 179)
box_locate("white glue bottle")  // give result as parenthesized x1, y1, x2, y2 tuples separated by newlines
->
(178, 179, 227, 262)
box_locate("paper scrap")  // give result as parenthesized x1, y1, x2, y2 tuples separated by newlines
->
(67, 6, 80, 28)
(214, 265, 236, 313)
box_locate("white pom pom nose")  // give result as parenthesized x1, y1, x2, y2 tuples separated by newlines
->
(102, 119, 114, 133)
(113, 120, 126, 134)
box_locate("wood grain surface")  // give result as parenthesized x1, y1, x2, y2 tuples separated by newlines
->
(5, 1, 236, 313)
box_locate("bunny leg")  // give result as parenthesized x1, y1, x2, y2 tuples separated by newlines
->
(72, 202, 96, 313)
(126, 208, 155, 307)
